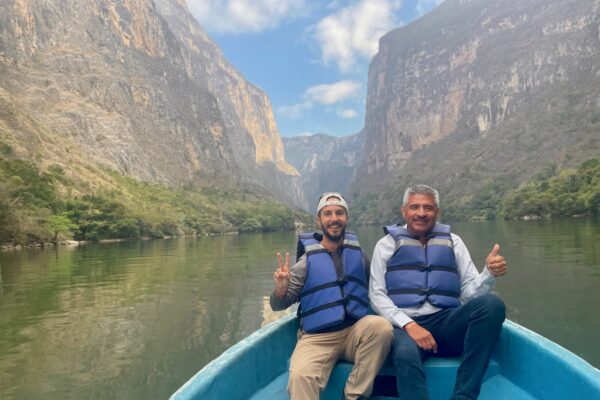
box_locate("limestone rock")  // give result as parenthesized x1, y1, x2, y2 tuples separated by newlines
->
(283, 133, 363, 214)
(0, 0, 304, 207)
(351, 0, 600, 222)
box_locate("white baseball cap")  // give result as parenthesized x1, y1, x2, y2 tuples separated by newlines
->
(316, 192, 348, 216)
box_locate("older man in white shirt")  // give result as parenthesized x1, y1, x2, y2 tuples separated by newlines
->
(369, 184, 507, 400)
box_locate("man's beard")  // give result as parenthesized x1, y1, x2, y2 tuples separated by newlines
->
(322, 223, 346, 241)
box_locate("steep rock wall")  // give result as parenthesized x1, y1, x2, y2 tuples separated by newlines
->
(0, 0, 304, 206)
(283, 133, 363, 214)
(353, 0, 600, 222)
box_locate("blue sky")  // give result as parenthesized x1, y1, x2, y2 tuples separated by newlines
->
(186, 0, 443, 137)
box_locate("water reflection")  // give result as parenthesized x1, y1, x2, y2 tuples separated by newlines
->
(261, 296, 295, 327)
(0, 219, 598, 400)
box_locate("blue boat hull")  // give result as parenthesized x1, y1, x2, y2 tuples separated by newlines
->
(171, 316, 600, 399)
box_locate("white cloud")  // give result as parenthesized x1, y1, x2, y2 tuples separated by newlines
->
(277, 81, 360, 119)
(416, 0, 444, 16)
(187, 0, 307, 34)
(337, 109, 358, 119)
(304, 80, 361, 105)
(312, 0, 402, 72)
(276, 101, 313, 119)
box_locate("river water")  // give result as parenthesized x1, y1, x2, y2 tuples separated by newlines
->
(0, 218, 598, 399)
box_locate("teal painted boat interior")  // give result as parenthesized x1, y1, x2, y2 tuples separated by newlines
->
(170, 315, 600, 400)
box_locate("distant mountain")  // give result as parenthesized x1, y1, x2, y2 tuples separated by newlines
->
(0, 0, 304, 208)
(349, 0, 600, 223)
(283, 133, 363, 214)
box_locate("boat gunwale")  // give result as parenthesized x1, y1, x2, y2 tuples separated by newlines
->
(170, 316, 600, 399)
(495, 320, 600, 398)
(169, 314, 297, 400)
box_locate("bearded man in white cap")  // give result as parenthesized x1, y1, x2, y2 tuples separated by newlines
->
(271, 192, 393, 400)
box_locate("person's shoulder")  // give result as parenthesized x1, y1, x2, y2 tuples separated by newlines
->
(291, 254, 307, 271)
(450, 231, 462, 241)
(376, 233, 395, 245)
(450, 232, 468, 250)
(373, 234, 395, 252)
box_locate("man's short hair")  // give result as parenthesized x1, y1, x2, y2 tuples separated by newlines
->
(402, 184, 440, 208)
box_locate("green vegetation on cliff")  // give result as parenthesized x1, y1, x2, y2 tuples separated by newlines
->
(500, 159, 600, 219)
(352, 159, 600, 224)
(0, 148, 310, 246)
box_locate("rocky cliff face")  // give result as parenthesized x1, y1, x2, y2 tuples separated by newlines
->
(0, 0, 303, 206)
(353, 0, 600, 222)
(154, 0, 303, 203)
(283, 133, 363, 214)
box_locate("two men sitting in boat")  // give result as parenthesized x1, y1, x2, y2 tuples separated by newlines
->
(271, 185, 508, 400)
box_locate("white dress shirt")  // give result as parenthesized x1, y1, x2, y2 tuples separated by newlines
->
(369, 228, 496, 328)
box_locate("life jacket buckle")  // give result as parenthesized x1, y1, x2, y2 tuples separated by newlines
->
(419, 288, 430, 296)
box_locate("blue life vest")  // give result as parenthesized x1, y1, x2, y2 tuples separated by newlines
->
(298, 232, 369, 333)
(384, 223, 461, 309)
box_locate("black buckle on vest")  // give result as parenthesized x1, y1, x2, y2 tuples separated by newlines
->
(337, 277, 347, 286)
(419, 264, 428, 272)
(419, 288, 430, 296)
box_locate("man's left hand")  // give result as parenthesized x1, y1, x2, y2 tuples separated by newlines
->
(486, 243, 507, 277)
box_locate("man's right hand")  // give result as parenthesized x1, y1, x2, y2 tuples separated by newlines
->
(273, 252, 291, 298)
(404, 321, 438, 353)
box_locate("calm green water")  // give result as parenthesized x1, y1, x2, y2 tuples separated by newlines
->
(0, 219, 599, 399)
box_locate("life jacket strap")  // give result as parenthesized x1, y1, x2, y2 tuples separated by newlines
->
(347, 294, 370, 308)
(387, 264, 458, 274)
(346, 275, 367, 287)
(388, 288, 460, 298)
(300, 299, 345, 318)
(299, 295, 369, 318)
(299, 278, 346, 298)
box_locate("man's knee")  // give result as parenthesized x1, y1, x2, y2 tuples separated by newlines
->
(477, 293, 506, 325)
(288, 364, 318, 388)
(363, 315, 394, 343)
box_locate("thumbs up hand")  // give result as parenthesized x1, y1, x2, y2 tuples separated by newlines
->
(486, 244, 507, 277)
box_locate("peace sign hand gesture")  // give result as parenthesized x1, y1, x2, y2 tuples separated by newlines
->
(273, 252, 291, 298)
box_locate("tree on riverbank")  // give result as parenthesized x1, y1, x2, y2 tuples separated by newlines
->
(0, 154, 311, 246)
(500, 159, 600, 219)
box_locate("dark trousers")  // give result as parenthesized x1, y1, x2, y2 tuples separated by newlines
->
(391, 293, 506, 400)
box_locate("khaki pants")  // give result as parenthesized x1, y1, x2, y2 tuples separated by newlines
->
(288, 315, 393, 400)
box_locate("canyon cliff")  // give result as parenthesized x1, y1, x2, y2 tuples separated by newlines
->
(351, 0, 600, 222)
(0, 0, 304, 207)
(283, 133, 363, 214)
